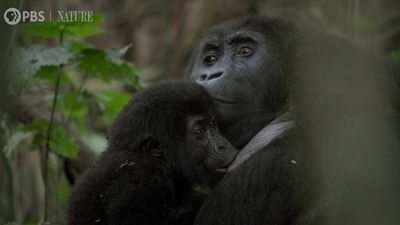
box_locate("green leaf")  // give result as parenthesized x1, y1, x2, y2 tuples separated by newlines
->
(50, 129, 78, 159)
(95, 90, 131, 114)
(391, 51, 400, 61)
(22, 119, 50, 132)
(63, 13, 103, 37)
(21, 20, 65, 38)
(9, 45, 73, 85)
(59, 92, 86, 115)
(77, 48, 138, 82)
(105, 44, 132, 59)
(22, 119, 49, 149)
(93, 90, 132, 125)
(64, 23, 103, 37)
(21, 14, 104, 38)
(22, 119, 78, 158)
(68, 41, 95, 54)
(33, 65, 72, 85)
(57, 92, 88, 131)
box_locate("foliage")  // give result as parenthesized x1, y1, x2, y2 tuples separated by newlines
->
(4, 14, 139, 157)
(0, 13, 139, 225)
(21, 14, 104, 38)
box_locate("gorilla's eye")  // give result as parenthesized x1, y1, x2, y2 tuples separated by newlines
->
(204, 55, 218, 65)
(194, 128, 204, 139)
(237, 46, 253, 56)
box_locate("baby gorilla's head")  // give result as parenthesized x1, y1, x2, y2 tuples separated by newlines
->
(109, 80, 238, 187)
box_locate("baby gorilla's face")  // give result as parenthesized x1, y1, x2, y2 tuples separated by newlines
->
(185, 113, 238, 186)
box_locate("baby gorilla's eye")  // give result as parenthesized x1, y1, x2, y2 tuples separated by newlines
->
(204, 55, 218, 65)
(194, 128, 204, 139)
(237, 46, 253, 56)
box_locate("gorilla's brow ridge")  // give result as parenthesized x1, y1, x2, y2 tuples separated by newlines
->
(200, 37, 220, 53)
(200, 32, 258, 53)
(202, 43, 220, 53)
(226, 32, 257, 45)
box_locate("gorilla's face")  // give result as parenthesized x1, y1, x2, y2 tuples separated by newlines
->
(186, 19, 291, 147)
(188, 31, 271, 124)
(182, 111, 238, 187)
(186, 114, 237, 174)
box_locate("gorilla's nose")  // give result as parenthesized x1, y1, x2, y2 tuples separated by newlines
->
(199, 71, 223, 81)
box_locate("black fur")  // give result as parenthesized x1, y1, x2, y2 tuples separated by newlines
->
(186, 16, 400, 225)
(67, 81, 236, 225)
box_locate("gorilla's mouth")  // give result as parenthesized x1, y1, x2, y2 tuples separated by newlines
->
(216, 167, 229, 173)
(215, 153, 238, 173)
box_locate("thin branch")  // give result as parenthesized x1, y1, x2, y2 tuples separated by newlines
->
(42, 65, 62, 225)
(42, 27, 66, 225)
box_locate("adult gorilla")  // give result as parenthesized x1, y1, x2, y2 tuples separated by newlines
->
(186, 16, 400, 225)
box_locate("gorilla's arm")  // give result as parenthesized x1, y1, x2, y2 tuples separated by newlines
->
(105, 162, 174, 225)
(169, 191, 207, 225)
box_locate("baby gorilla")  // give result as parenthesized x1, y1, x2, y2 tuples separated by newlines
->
(67, 81, 237, 225)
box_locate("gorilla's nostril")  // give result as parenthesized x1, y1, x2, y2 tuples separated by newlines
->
(199, 74, 207, 81)
(208, 72, 223, 80)
(218, 146, 226, 151)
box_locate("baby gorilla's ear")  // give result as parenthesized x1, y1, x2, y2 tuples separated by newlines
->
(139, 134, 162, 157)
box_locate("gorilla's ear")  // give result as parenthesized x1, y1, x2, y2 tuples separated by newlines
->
(139, 134, 162, 157)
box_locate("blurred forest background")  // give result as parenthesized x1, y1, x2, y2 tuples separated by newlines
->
(0, 0, 399, 225)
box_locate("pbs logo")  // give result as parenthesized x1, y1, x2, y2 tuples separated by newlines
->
(4, 8, 45, 25)
(4, 8, 21, 25)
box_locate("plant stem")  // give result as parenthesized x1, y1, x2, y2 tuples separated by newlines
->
(42, 28, 66, 225)
(42, 65, 62, 225)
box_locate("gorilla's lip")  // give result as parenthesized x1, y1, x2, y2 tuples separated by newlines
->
(216, 163, 231, 173)
(216, 168, 228, 173)
(215, 153, 238, 173)
(212, 97, 237, 105)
